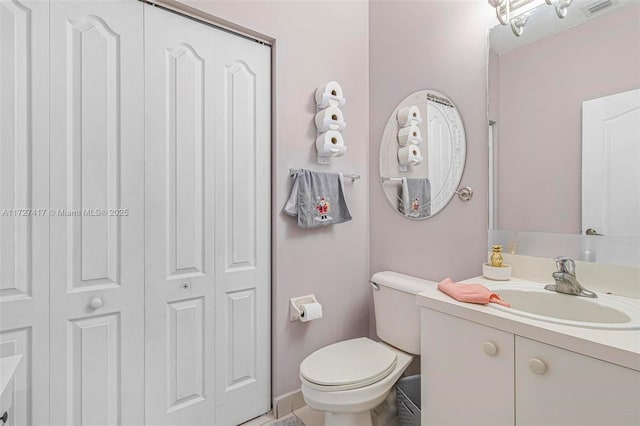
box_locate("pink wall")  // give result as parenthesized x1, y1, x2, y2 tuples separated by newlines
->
(492, 4, 640, 234)
(172, 0, 370, 399)
(369, 1, 492, 287)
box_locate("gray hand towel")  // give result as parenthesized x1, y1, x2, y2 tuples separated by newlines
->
(399, 177, 431, 218)
(284, 169, 352, 228)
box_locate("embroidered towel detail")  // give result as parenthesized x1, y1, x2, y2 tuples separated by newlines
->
(437, 277, 510, 307)
(283, 169, 352, 228)
(399, 177, 431, 218)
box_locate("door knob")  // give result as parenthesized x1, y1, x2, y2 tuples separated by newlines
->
(586, 228, 604, 236)
(89, 297, 104, 310)
(482, 341, 498, 356)
(1, 411, 8, 424)
(528, 358, 547, 375)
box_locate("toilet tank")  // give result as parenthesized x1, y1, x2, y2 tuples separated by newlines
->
(371, 271, 436, 355)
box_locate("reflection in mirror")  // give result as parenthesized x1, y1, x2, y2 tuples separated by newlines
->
(582, 89, 640, 238)
(488, 0, 640, 265)
(380, 90, 466, 219)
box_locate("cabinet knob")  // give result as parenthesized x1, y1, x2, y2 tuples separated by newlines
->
(482, 341, 498, 356)
(89, 297, 104, 310)
(1, 411, 8, 424)
(528, 358, 547, 375)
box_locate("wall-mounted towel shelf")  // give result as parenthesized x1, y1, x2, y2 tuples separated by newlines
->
(289, 168, 360, 183)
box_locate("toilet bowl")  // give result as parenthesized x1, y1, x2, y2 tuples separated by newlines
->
(299, 271, 434, 426)
(300, 338, 413, 426)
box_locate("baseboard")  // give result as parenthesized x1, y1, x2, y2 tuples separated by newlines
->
(273, 389, 306, 418)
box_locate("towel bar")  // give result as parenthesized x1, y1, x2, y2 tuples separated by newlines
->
(289, 168, 360, 182)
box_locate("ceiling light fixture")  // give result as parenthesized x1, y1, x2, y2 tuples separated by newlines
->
(489, 0, 574, 36)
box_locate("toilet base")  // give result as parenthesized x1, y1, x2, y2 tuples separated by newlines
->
(325, 410, 372, 426)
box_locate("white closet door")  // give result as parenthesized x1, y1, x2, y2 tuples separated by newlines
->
(0, 1, 49, 425)
(49, 1, 145, 425)
(145, 5, 271, 426)
(144, 5, 216, 424)
(212, 26, 271, 426)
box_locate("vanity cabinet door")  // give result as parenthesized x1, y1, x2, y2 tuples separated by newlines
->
(421, 309, 514, 426)
(515, 336, 640, 426)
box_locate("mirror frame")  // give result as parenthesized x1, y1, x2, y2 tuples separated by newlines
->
(379, 89, 467, 219)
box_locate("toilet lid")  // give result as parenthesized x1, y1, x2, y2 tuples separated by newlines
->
(300, 338, 397, 390)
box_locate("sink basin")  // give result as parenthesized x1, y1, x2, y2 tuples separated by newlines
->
(485, 283, 640, 330)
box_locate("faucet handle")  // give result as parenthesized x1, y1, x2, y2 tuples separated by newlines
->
(554, 256, 575, 275)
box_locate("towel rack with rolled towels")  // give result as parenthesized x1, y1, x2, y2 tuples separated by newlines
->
(289, 168, 360, 183)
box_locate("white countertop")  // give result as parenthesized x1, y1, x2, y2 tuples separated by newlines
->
(0, 354, 22, 397)
(415, 276, 640, 371)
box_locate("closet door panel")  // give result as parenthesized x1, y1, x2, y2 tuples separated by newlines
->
(67, 314, 121, 426)
(0, 0, 49, 424)
(144, 6, 216, 425)
(224, 61, 257, 270)
(49, 1, 144, 425)
(166, 297, 205, 408)
(145, 5, 271, 425)
(166, 43, 205, 277)
(65, 14, 122, 291)
(213, 30, 271, 426)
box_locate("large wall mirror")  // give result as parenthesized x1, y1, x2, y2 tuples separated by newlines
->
(488, 0, 640, 266)
(380, 90, 466, 219)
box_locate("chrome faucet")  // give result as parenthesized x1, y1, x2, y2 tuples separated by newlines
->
(544, 256, 597, 298)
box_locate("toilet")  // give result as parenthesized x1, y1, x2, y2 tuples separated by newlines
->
(299, 271, 432, 426)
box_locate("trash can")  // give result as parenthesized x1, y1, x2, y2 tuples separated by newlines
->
(396, 375, 421, 426)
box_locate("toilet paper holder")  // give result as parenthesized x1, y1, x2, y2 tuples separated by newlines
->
(290, 294, 321, 321)
(315, 81, 347, 109)
(315, 81, 347, 165)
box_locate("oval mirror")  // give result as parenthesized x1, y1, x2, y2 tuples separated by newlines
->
(379, 90, 466, 219)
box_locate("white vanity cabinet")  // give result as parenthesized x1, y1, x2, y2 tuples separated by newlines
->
(421, 309, 514, 426)
(421, 308, 640, 426)
(516, 336, 640, 426)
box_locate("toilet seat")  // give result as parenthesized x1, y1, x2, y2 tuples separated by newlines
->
(300, 338, 397, 391)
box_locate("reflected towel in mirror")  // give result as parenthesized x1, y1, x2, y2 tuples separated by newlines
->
(399, 177, 431, 218)
(283, 169, 352, 228)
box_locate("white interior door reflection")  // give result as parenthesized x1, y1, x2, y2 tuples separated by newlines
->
(582, 89, 640, 237)
(427, 99, 454, 202)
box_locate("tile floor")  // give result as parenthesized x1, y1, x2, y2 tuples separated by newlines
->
(240, 406, 324, 426)
(289, 406, 323, 426)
